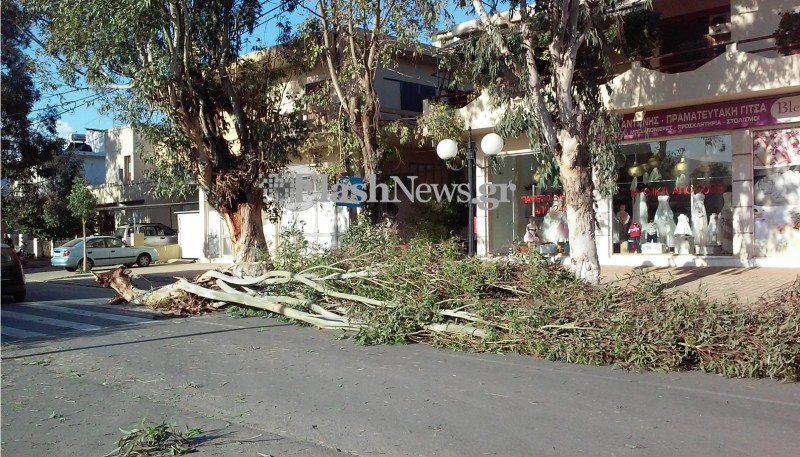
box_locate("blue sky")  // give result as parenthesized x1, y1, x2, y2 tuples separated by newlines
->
(33, 2, 478, 141)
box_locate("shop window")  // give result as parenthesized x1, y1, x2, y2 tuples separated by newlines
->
(489, 154, 569, 256)
(752, 127, 800, 257)
(616, 135, 732, 256)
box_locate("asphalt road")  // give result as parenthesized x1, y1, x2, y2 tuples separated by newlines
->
(2, 277, 799, 456)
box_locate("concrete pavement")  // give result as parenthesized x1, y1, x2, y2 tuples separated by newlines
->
(600, 265, 800, 303)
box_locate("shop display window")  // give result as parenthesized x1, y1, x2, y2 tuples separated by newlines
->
(615, 135, 732, 255)
(753, 127, 800, 257)
(489, 154, 569, 255)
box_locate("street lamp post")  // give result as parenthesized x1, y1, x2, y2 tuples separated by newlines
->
(437, 127, 504, 256)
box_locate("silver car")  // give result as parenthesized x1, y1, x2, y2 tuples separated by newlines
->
(51, 236, 159, 271)
(114, 223, 178, 246)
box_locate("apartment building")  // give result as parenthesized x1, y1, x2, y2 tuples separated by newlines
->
(443, 0, 800, 268)
(91, 126, 198, 235)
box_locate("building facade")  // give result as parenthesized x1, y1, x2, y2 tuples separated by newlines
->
(448, 0, 800, 268)
(91, 126, 198, 234)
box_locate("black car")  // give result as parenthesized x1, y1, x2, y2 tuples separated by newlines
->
(1, 245, 26, 302)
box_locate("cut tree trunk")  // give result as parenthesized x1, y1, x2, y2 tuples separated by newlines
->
(560, 147, 601, 285)
(92, 267, 187, 306)
(221, 190, 269, 268)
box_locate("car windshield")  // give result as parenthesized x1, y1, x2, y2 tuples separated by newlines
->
(61, 239, 82, 248)
(114, 228, 126, 238)
(1, 246, 13, 263)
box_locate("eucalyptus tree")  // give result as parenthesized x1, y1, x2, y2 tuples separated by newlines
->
(297, 0, 448, 216)
(447, 0, 655, 284)
(26, 0, 310, 264)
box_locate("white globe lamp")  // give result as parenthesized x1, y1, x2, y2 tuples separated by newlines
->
(481, 133, 504, 156)
(436, 138, 459, 161)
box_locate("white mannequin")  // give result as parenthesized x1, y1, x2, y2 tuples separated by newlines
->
(707, 213, 719, 244)
(634, 190, 648, 226)
(692, 193, 708, 246)
(540, 200, 568, 244)
(675, 213, 692, 236)
(654, 195, 676, 247)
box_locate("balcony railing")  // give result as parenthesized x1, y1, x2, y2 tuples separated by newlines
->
(621, 33, 797, 75)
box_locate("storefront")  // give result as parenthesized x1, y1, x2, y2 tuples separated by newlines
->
(484, 92, 800, 267)
(609, 92, 800, 265)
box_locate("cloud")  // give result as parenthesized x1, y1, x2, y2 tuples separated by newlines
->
(56, 120, 75, 141)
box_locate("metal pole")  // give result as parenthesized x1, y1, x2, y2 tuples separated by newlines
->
(467, 127, 476, 257)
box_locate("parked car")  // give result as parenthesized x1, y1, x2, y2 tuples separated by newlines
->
(114, 223, 178, 247)
(1, 245, 26, 302)
(51, 236, 159, 271)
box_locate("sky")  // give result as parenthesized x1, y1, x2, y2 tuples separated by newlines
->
(33, 1, 479, 141)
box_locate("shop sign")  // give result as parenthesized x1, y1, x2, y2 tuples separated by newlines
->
(621, 93, 800, 140)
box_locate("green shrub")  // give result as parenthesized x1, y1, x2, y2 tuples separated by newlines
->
(262, 221, 800, 380)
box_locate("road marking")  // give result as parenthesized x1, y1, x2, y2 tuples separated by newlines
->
(0, 327, 49, 339)
(0, 310, 103, 332)
(29, 304, 154, 324)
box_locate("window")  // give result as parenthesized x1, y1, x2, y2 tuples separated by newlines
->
(123, 155, 132, 182)
(157, 226, 176, 236)
(616, 135, 732, 255)
(87, 239, 105, 248)
(399, 81, 436, 113)
(105, 238, 125, 248)
(752, 127, 800, 257)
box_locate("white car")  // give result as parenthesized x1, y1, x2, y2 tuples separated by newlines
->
(114, 223, 178, 246)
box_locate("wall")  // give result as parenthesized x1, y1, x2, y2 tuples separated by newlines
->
(732, 0, 798, 53)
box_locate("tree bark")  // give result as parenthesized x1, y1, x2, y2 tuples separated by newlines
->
(220, 190, 269, 267)
(559, 143, 601, 285)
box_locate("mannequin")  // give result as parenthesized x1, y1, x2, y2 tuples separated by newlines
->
(643, 220, 658, 243)
(675, 213, 692, 237)
(718, 192, 734, 254)
(654, 195, 677, 247)
(692, 192, 709, 246)
(707, 213, 719, 244)
(675, 173, 688, 187)
(524, 216, 540, 245)
(540, 200, 568, 244)
(635, 190, 648, 227)
(616, 204, 631, 242)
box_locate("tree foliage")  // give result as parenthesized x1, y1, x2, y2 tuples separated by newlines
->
(68, 176, 97, 225)
(294, 0, 448, 185)
(440, 0, 658, 283)
(1, 0, 64, 185)
(26, 0, 310, 263)
(2, 152, 85, 238)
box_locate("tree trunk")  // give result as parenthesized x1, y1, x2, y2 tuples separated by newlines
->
(559, 146, 601, 285)
(81, 221, 87, 272)
(221, 190, 269, 267)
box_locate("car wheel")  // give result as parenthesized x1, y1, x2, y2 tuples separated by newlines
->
(13, 290, 26, 302)
(65, 266, 77, 272)
(77, 258, 94, 271)
(136, 254, 152, 267)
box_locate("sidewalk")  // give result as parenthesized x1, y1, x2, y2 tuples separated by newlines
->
(600, 265, 800, 303)
(24, 260, 232, 283)
(25, 257, 798, 303)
